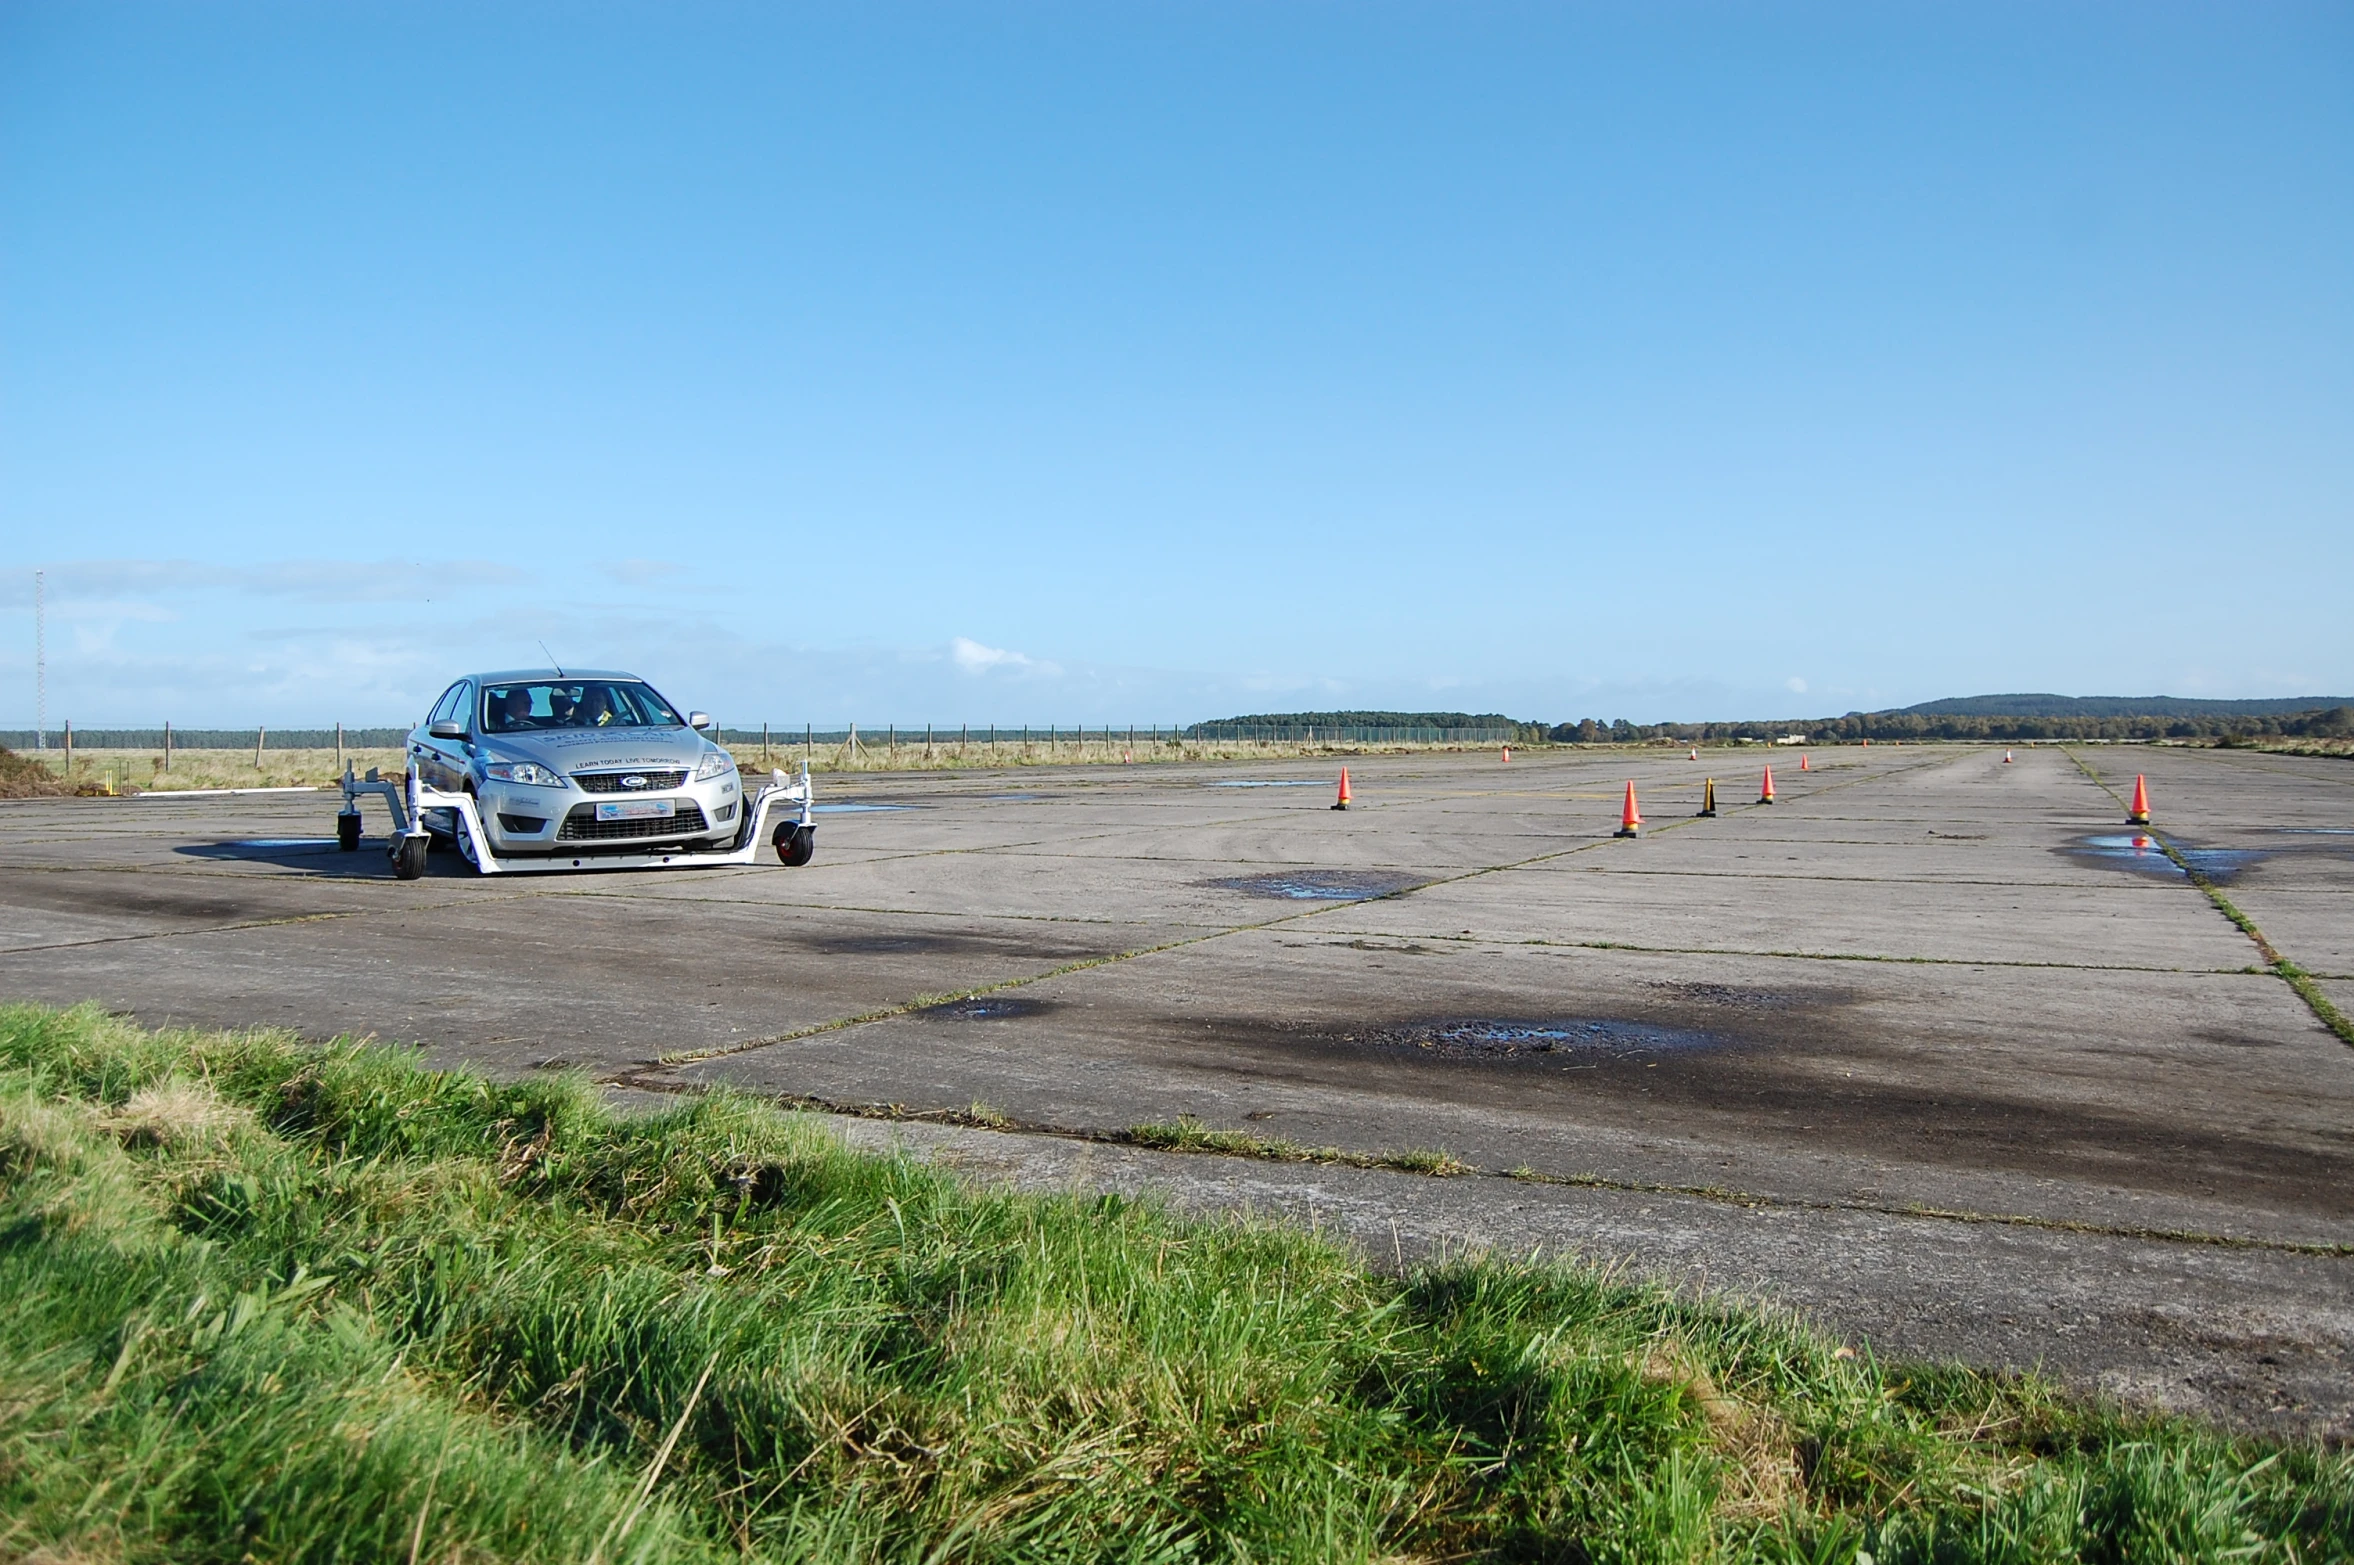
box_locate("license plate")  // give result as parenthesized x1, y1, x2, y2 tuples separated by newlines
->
(595, 799, 676, 822)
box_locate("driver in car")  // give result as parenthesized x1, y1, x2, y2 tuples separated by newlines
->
(575, 687, 615, 727)
(496, 688, 535, 730)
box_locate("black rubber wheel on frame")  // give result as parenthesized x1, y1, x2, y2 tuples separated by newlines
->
(392, 836, 429, 880)
(773, 823, 816, 867)
(337, 813, 362, 851)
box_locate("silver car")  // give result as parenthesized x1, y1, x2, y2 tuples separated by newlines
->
(405, 669, 791, 864)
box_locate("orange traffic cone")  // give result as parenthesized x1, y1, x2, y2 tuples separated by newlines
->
(1799, 754, 1809, 772)
(2127, 774, 2150, 825)
(1501, 745, 1511, 763)
(2003, 750, 2013, 764)
(1615, 781, 1642, 838)
(1689, 747, 1698, 761)
(1696, 777, 1717, 817)
(1758, 765, 1776, 804)
(1332, 768, 1352, 811)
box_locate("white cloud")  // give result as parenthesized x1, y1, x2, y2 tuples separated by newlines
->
(1786, 676, 1808, 693)
(950, 637, 1059, 678)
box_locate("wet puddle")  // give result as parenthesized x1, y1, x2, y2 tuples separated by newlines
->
(1206, 779, 1331, 789)
(814, 802, 916, 814)
(1208, 869, 1423, 901)
(2066, 833, 2263, 881)
(919, 996, 1050, 1021)
(1360, 1017, 1721, 1060)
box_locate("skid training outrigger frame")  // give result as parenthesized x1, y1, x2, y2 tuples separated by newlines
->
(339, 760, 815, 876)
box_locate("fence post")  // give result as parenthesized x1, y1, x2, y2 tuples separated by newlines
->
(762, 723, 770, 764)
(163, 721, 172, 773)
(960, 723, 968, 758)
(63, 719, 73, 777)
(335, 721, 344, 772)
(255, 726, 265, 770)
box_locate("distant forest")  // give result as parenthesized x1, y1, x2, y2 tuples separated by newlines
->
(1185, 711, 1547, 741)
(1191, 698, 2354, 745)
(1901, 693, 2350, 719)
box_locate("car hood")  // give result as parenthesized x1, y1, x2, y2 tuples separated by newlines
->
(478, 727, 712, 776)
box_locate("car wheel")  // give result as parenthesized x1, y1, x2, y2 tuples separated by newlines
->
(773, 822, 815, 866)
(392, 836, 428, 880)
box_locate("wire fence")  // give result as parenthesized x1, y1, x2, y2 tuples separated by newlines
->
(1182, 723, 1521, 744)
(1, 724, 1520, 751)
(0, 728, 409, 750)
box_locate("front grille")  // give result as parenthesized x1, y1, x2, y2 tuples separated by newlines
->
(498, 814, 549, 833)
(574, 770, 688, 793)
(558, 802, 710, 841)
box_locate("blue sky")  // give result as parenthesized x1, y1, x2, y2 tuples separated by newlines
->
(4, 2, 2349, 728)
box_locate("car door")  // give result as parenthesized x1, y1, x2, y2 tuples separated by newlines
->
(414, 682, 470, 789)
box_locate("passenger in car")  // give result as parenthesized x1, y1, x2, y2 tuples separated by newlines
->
(576, 687, 615, 727)
(547, 688, 577, 726)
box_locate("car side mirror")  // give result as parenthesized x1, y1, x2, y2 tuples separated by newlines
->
(428, 720, 465, 740)
(688, 712, 714, 731)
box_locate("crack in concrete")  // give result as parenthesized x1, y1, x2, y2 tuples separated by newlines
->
(2064, 748, 2354, 1050)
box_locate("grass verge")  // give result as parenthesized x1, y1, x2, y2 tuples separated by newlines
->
(1, 1002, 2347, 1562)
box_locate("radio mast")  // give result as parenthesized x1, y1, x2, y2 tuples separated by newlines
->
(33, 569, 44, 751)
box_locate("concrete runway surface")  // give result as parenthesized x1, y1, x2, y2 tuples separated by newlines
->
(4, 743, 2350, 1435)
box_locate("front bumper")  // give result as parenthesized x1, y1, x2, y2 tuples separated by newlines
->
(345, 762, 814, 876)
(474, 771, 743, 855)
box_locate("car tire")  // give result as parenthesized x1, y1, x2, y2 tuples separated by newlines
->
(392, 836, 428, 880)
(774, 823, 815, 867)
(337, 813, 361, 852)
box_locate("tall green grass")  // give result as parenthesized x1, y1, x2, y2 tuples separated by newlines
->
(0, 1003, 2344, 1562)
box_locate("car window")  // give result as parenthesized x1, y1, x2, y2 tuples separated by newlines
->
(427, 684, 465, 728)
(480, 680, 684, 734)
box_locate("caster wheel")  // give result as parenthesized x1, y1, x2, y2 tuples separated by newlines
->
(773, 823, 816, 867)
(392, 836, 428, 880)
(337, 813, 361, 851)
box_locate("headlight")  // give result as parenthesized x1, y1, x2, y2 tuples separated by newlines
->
(694, 749, 738, 781)
(483, 760, 568, 788)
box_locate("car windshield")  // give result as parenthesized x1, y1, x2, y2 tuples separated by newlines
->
(480, 680, 683, 733)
